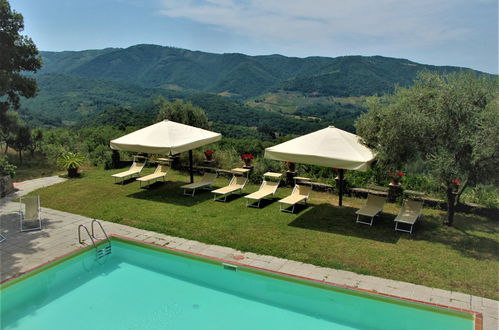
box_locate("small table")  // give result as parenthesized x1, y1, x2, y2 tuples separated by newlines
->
(231, 168, 251, 177)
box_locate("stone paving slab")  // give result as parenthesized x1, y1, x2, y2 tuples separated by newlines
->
(1, 177, 497, 329)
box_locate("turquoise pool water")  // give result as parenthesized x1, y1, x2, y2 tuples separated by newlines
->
(1, 238, 474, 330)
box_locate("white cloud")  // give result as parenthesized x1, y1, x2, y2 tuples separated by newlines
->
(158, 0, 476, 51)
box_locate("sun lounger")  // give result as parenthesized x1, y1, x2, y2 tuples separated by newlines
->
(20, 195, 42, 232)
(181, 172, 217, 196)
(355, 194, 386, 226)
(136, 163, 169, 188)
(278, 184, 312, 213)
(394, 200, 423, 234)
(112, 160, 146, 184)
(245, 172, 282, 208)
(212, 175, 248, 202)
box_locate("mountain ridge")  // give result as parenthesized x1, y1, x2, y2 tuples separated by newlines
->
(37, 44, 486, 99)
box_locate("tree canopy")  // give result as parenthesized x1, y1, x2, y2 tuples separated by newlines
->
(155, 97, 210, 129)
(356, 71, 499, 225)
(0, 0, 41, 117)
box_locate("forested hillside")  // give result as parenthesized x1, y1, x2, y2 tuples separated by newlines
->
(21, 43, 490, 129)
(37, 44, 483, 98)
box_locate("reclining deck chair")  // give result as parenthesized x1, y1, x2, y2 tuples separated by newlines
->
(244, 172, 282, 208)
(112, 157, 146, 184)
(212, 175, 248, 202)
(278, 184, 312, 213)
(394, 200, 423, 234)
(19, 195, 42, 232)
(136, 163, 169, 188)
(355, 194, 386, 226)
(181, 172, 217, 196)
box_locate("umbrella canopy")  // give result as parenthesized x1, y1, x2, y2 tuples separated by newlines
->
(264, 126, 375, 206)
(110, 120, 221, 155)
(264, 126, 375, 171)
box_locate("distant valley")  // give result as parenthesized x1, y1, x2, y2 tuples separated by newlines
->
(20, 44, 489, 133)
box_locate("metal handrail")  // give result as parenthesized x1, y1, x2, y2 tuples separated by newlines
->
(91, 219, 110, 243)
(78, 224, 96, 248)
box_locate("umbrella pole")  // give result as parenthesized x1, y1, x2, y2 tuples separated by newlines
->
(338, 169, 344, 206)
(189, 150, 194, 183)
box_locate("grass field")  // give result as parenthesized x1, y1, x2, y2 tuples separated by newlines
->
(30, 167, 499, 299)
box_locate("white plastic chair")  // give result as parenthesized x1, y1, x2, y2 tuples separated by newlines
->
(19, 195, 42, 232)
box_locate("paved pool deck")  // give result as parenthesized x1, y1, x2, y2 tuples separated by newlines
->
(1, 176, 497, 329)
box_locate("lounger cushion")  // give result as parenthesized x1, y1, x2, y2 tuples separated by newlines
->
(212, 185, 243, 195)
(394, 201, 423, 224)
(112, 170, 140, 178)
(245, 182, 279, 200)
(137, 172, 167, 182)
(279, 195, 307, 205)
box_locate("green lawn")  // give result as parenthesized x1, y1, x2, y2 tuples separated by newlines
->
(31, 167, 499, 299)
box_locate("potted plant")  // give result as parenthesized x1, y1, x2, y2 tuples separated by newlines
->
(241, 153, 254, 167)
(283, 161, 296, 172)
(388, 171, 405, 186)
(204, 149, 215, 161)
(57, 152, 85, 178)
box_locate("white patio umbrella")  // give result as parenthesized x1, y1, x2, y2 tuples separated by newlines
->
(264, 126, 375, 206)
(110, 120, 222, 182)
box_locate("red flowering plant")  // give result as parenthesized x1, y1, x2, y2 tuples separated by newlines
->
(387, 171, 405, 185)
(204, 150, 215, 157)
(451, 179, 462, 185)
(241, 154, 254, 161)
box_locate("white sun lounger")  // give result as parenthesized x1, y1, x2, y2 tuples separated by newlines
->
(112, 160, 146, 184)
(212, 175, 248, 202)
(181, 172, 217, 196)
(136, 163, 169, 188)
(20, 195, 42, 232)
(278, 184, 312, 213)
(394, 200, 423, 234)
(356, 194, 386, 226)
(245, 172, 282, 208)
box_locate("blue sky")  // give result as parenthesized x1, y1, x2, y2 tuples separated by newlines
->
(10, 0, 498, 73)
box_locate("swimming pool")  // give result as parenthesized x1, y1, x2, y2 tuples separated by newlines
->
(1, 237, 476, 330)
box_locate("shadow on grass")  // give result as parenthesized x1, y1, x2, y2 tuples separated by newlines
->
(126, 181, 214, 206)
(245, 198, 278, 209)
(289, 203, 401, 244)
(412, 213, 499, 261)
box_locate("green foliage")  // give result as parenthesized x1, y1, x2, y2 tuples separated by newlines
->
(356, 72, 499, 224)
(21, 74, 181, 121)
(0, 0, 41, 118)
(461, 185, 499, 208)
(156, 97, 209, 129)
(0, 156, 16, 177)
(189, 94, 324, 136)
(294, 102, 366, 132)
(57, 152, 85, 170)
(77, 106, 153, 129)
(36, 45, 487, 99)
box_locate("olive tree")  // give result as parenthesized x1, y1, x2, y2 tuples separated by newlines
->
(155, 97, 210, 129)
(356, 72, 499, 226)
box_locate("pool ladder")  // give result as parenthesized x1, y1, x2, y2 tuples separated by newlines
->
(78, 220, 112, 259)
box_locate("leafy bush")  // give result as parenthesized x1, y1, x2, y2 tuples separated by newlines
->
(461, 185, 499, 208)
(89, 145, 113, 169)
(0, 157, 16, 177)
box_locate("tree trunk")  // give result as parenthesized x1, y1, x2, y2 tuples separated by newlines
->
(445, 186, 457, 226)
(18, 150, 23, 164)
